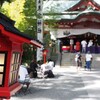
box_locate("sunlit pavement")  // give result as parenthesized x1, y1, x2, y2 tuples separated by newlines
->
(11, 65, 100, 100)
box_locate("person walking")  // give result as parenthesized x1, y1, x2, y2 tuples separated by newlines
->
(81, 39, 87, 53)
(85, 51, 93, 70)
(75, 52, 82, 71)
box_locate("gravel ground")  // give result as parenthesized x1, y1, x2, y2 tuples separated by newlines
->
(10, 65, 100, 100)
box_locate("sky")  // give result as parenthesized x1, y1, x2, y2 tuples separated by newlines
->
(43, 0, 100, 13)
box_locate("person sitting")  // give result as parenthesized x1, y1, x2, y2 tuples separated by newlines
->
(18, 64, 31, 91)
(47, 58, 54, 70)
(40, 59, 55, 78)
(40, 63, 49, 78)
(30, 60, 38, 78)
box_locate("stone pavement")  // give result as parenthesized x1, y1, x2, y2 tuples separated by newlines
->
(11, 65, 100, 100)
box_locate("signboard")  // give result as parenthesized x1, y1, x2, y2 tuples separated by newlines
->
(36, 0, 43, 61)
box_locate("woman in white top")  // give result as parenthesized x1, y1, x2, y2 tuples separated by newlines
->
(81, 40, 87, 53)
(88, 40, 93, 53)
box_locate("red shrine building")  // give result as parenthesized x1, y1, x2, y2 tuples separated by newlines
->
(43, 0, 100, 53)
(0, 12, 42, 99)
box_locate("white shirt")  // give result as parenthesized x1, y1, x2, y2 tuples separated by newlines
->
(85, 54, 92, 61)
(75, 54, 79, 62)
(41, 63, 50, 72)
(70, 39, 74, 45)
(18, 65, 28, 81)
(47, 61, 54, 70)
(81, 40, 87, 47)
(41, 61, 54, 72)
(88, 41, 93, 47)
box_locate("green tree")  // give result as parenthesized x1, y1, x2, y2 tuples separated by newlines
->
(1, 0, 26, 31)
(0, 0, 11, 6)
(22, 0, 37, 62)
(0, 0, 60, 63)
(1, 0, 37, 63)
(23, 0, 37, 37)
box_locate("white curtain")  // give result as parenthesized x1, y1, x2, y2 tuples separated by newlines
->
(57, 28, 100, 38)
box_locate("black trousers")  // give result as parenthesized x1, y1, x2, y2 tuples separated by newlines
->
(44, 70, 54, 78)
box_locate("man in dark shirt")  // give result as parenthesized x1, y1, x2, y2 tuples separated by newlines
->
(30, 60, 38, 78)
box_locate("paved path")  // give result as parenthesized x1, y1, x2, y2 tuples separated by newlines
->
(11, 65, 100, 100)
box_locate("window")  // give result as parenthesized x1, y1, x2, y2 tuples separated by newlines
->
(0, 52, 7, 86)
(9, 52, 21, 85)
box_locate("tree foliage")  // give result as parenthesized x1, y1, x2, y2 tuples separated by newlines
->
(0, 0, 11, 6)
(23, 0, 37, 37)
(1, 0, 27, 32)
(0, 0, 58, 63)
(0, 0, 37, 63)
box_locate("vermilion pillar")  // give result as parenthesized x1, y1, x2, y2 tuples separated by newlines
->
(43, 50, 47, 63)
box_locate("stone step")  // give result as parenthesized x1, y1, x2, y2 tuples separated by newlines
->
(61, 53, 100, 67)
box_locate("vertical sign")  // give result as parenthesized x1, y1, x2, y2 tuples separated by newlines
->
(36, 0, 43, 61)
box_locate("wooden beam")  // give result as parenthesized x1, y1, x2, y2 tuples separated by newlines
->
(43, 11, 100, 15)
